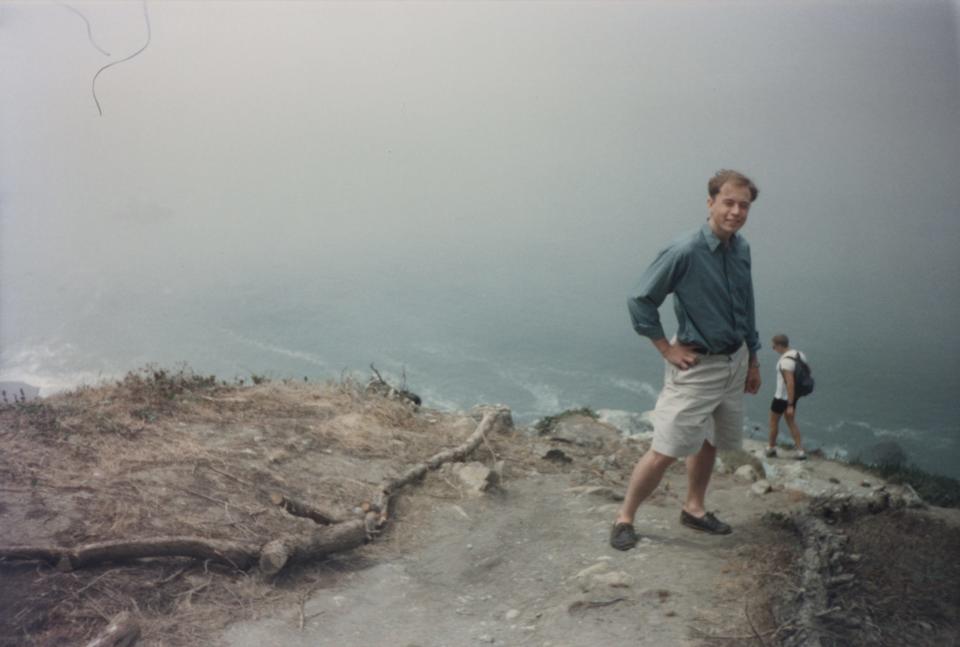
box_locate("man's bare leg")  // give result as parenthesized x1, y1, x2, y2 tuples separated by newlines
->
(683, 440, 716, 518)
(767, 411, 781, 449)
(784, 411, 804, 452)
(615, 449, 677, 525)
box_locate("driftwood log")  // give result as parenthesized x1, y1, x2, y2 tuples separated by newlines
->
(84, 611, 141, 647)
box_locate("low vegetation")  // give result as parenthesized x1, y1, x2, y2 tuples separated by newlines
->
(851, 460, 960, 509)
(533, 407, 598, 435)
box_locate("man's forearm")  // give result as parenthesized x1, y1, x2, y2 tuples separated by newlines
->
(651, 337, 672, 356)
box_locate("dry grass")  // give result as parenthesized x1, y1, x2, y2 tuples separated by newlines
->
(693, 517, 801, 646)
(0, 368, 484, 646)
(830, 510, 960, 646)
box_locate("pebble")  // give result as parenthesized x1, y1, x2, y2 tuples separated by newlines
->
(575, 562, 610, 579)
(592, 570, 632, 588)
(505, 609, 520, 621)
(734, 465, 759, 483)
(751, 479, 773, 495)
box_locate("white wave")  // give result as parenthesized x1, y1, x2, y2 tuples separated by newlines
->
(609, 377, 660, 400)
(0, 340, 112, 395)
(517, 380, 561, 415)
(413, 386, 465, 413)
(596, 408, 654, 437)
(221, 329, 331, 369)
(825, 419, 923, 441)
(821, 445, 849, 461)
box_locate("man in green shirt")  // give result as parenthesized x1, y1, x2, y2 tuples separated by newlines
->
(611, 170, 762, 551)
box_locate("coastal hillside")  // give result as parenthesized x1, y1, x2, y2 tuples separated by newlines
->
(1, 369, 958, 646)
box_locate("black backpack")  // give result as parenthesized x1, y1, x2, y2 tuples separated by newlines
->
(790, 352, 815, 398)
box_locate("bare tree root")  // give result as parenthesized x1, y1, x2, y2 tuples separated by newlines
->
(366, 409, 507, 531)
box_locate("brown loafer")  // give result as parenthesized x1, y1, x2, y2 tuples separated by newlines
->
(680, 510, 732, 535)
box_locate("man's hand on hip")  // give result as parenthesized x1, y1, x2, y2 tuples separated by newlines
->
(658, 341, 700, 370)
(744, 365, 761, 394)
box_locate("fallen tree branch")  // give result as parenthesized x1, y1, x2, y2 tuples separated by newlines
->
(259, 519, 367, 576)
(270, 492, 344, 525)
(0, 537, 260, 572)
(367, 410, 503, 530)
(2, 519, 368, 578)
(366, 363, 422, 406)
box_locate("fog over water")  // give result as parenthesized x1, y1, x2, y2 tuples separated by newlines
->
(3, 1, 960, 477)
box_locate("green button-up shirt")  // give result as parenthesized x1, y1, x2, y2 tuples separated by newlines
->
(628, 223, 760, 355)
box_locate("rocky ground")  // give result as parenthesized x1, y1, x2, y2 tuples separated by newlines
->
(2, 372, 958, 646)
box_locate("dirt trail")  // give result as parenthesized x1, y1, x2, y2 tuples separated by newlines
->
(222, 445, 804, 647)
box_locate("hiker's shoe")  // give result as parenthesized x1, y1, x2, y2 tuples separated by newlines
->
(764, 447, 777, 458)
(680, 510, 732, 535)
(795, 451, 807, 461)
(610, 522, 638, 551)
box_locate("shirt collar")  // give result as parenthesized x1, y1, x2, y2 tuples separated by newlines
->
(700, 222, 736, 252)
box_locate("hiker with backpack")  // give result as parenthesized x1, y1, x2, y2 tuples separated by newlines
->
(766, 334, 814, 460)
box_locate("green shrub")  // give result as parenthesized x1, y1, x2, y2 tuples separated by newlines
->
(852, 460, 960, 509)
(534, 407, 598, 435)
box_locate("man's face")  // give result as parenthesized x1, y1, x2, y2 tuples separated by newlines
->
(707, 181, 753, 240)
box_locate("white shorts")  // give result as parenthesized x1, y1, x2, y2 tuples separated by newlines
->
(651, 344, 749, 458)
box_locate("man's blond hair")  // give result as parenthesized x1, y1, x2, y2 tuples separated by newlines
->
(708, 169, 759, 202)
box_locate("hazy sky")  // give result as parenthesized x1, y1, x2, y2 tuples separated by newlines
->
(2, 0, 960, 377)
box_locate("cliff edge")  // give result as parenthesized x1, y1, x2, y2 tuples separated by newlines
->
(1, 370, 957, 646)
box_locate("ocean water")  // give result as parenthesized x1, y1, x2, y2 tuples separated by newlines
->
(3, 266, 958, 480)
(2, 2, 959, 480)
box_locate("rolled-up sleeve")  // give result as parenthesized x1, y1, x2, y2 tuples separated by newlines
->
(628, 246, 685, 341)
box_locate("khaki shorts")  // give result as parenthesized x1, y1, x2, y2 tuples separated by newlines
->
(651, 344, 749, 458)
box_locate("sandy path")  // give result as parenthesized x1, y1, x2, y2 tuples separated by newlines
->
(222, 463, 792, 647)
